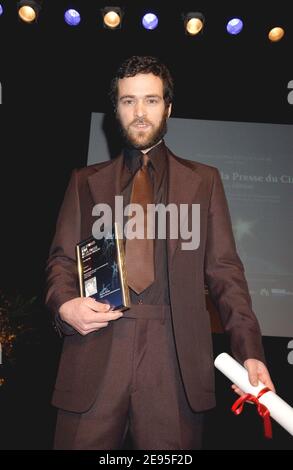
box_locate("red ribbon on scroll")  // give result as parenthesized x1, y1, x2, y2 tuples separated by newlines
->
(231, 387, 273, 439)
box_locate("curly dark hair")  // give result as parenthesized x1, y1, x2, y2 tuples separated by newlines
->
(109, 56, 174, 111)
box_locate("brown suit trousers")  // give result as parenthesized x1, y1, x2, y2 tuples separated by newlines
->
(54, 305, 203, 450)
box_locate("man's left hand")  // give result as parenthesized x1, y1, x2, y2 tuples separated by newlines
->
(231, 359, 276, 396)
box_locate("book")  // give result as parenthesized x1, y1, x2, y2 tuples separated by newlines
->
(76, 223, 130, 311)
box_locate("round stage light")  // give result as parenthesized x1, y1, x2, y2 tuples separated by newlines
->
(0, 4, 3, 16)
(268, 27, 285, 42)
(64, 9, 81, 26)
(226, 18, 243, 35)
(18, 5, 36, 23)
(103, 10, 121, 29)
(186, 17, 204, 35)
(142, 13, 159, 30)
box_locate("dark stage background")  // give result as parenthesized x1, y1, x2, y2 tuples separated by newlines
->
(0, 0, 292, 450)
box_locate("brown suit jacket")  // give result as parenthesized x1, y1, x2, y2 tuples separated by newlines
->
(46, 148, 265, 413)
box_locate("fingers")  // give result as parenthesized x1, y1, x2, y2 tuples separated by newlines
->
(83, 299, 123, 318)
(86, 309, 123, 323)
(59, 298, 123, 334)
(244, 359, 276, 392)
(85, 298, 112, 312)
(247, 365, 259, 387)
(244, 359, 259, 387)
(231, 384, 245, 397)
(231, 385, 254, 404)
(248, 372, 259, 387)
(232, 375, 276, 399)
(78, 306, 123, 335)
(260, 372, 276, 393)
(78, 322, 109, 336)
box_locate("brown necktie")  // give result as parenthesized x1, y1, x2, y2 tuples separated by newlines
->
(125, 153, 155, 294)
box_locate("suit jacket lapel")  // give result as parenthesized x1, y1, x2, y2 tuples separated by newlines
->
(87, 154, 124, 209)
(167, 150, 202, 265)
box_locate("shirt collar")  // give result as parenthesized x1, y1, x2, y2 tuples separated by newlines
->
(123, 140, 167, 175)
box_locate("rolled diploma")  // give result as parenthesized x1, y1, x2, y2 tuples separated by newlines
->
(214, 352, 293, 436)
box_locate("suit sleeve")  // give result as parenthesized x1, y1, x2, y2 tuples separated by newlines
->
(45, 169, 81, 336)
(204, 168, 265, 364)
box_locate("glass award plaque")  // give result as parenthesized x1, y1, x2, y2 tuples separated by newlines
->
(76, 223, 130, 311)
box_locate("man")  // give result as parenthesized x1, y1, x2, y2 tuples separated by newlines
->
(46, 56, 274, 450)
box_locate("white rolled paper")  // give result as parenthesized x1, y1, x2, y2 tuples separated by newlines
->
(214, 352, 293, 436)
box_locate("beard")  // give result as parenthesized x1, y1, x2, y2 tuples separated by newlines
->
(116, 108, 168, 150)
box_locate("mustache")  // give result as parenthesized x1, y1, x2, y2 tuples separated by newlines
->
(131, 119, 152, 126)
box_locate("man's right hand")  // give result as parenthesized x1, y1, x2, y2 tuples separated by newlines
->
(59, 297, 123, 336)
